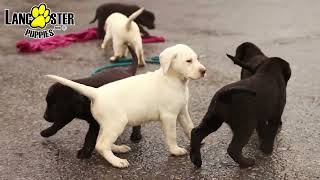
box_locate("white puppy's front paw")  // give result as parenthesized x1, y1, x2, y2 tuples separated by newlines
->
(112, 144, 131, 153)
(170, 147, 188, 156)
(111, 158, 129, 168)
(101, 43, 106, 49)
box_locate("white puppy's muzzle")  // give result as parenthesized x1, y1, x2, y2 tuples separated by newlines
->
(192, 61, 206, 79)
(199, 65, 207, 77)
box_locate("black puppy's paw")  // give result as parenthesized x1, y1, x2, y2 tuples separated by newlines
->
(77, 149, 92, 159)
(239, 157, 255, 168)
(40, 129, 55, 137)
(130, 133, 142, 143)
(190, 152, 202, 168)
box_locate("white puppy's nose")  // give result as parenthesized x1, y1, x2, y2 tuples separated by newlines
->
(199, 67, 206, 76)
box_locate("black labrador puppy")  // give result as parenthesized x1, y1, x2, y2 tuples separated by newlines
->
(41, 46, 142, 159)
(234, 42, 282, 128)
(190, 43, 291, 168)
(90, 3, 155, 38)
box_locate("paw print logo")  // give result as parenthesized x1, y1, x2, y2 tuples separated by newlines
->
(30, 3, 51, 29)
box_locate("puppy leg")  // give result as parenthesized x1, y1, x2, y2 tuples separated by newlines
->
(161, 113, 187, 156)
(110, 39, 126, 61)
(130, 126, 142, 142)
(77, 120, 99, 159)
(256, 120, 267, 149)
(111, 144, 131, 153)
(119, 44, 127, 58)
(40, 119, 72, 137)
(190, 112, 223, 167)
(124, 48, 129, 57)
(97, 19, 106, 38)
(177, 105, 194, 139)
(101, 32, 111, 49)
(135, 43, 145, 66)
(227, 127, 255, 168)
(95, 117, 129, 168)
(260, 118, 281, 154)
(95, 133, 129, 168)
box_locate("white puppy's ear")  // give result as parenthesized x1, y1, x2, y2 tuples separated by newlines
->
(160, 49, 177, 74)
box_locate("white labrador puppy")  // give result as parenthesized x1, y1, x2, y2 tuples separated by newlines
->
(101, 8, 145, 66)
(46, 44, 206, 168)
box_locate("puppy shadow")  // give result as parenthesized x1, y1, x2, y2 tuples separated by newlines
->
(41, 139, 76, 160)
(189, 129, 286, 179)
(41, 139, 62, 157)
(41, 138, 115, 175)
(226, 131, 286, 179)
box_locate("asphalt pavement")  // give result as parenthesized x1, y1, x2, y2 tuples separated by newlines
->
(0, 0, 319, 179)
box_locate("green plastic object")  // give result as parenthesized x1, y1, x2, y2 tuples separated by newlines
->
(91, 56, 160, 75)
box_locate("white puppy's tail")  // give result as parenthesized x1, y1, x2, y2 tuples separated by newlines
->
(126, 7, 144, 30)
(45, 75, 97, 100)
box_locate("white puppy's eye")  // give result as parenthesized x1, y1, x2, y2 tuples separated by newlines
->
(186, 59, 192, 63)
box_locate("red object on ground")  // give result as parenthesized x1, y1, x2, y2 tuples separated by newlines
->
(16, 27, 165, 53)
(142, 36, 165, 43)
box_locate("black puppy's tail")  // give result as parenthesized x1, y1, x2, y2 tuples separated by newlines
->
(89, 11, 97, 24)
(127, 45, 139, 75)
(219, 87, 256, 103)
(226, 54, 256, 74)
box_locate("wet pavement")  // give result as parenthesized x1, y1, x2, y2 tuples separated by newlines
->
(1, 0, 320, 179)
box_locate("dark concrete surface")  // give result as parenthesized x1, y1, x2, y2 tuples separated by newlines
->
(1, 0, 320, 179)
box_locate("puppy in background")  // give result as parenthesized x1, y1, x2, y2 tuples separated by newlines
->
(45, 44, 206, 168)
(90, 3, 155, 38)
(41, 46, 142, 159)
(101, 8, 145, 66)
(190, 43, 291, 168)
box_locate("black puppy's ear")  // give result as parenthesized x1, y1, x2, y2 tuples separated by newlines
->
(226, 54, 235, 61)
(226, 54, 256, 74)
(281, 61, 291, 82)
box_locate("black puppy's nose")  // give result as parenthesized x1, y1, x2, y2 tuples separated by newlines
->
(149, 24, 155, 29)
